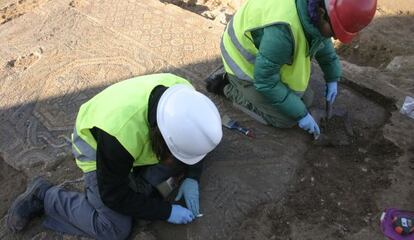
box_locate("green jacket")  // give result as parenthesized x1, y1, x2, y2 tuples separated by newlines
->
(251, 0, 342, 120)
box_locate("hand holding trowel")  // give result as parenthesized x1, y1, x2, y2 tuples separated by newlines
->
(312, 99, 353, 146)
(313, 100, 332, 141)
(221, 115, 255, 138)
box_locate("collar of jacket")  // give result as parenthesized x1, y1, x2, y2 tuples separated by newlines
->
(296, 0, 326, 57)
(148, 85, 168, 128)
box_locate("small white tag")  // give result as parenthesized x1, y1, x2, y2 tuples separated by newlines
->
(402, 217, 408, 227)
(380, 212, 386, 222)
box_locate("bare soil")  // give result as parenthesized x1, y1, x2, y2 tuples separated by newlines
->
(158, 0, 414, 239)
(0, 156, 26, 217)
(271, 121, 401, 239)
(0, 0, 412, 239)
(335, 13, 414, 69)
(0, 0, 49, 25)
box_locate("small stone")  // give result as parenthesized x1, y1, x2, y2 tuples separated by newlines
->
(31, 232, 48, 240)
(358, 148, 368, 154)
(201, 11, 215, 20)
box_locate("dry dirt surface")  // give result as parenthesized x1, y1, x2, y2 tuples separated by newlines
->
(272, 120, 402, 238)
(159, 0, 414, 239)
(335, 10, 414, 69)
(0, 0, 49, 25)
(0, 156, 27, 218)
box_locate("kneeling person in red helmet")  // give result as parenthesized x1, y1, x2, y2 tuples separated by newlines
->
(7, 73, 223, 239)
(207, 0, 376, 135)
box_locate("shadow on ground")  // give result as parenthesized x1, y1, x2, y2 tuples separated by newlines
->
(1, 55, 407, 240)
(0, 57, 305, 240)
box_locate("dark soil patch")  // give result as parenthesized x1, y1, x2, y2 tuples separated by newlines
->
(315, 114, 353, 147)
(270, 122, 402, 239)
(336, 14, 414, 69)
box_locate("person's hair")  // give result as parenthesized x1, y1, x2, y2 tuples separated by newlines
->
(149, 125, 171, 161)
(308, 0, 329, 27)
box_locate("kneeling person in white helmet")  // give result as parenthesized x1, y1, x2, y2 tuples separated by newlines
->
(7, 73, 223, 239)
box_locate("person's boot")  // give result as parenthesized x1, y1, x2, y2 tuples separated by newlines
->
(205, 67, 229, 96)
(7, 176, 52, 232)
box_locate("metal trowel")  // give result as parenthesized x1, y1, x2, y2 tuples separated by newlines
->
(313, 101, 332, 142)
(221, 114, 255, 138)
(312, 101, 353, 146)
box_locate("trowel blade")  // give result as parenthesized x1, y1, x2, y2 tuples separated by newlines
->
(221, 114, 235, 129)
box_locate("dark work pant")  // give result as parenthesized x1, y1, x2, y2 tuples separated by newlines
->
(43, 159, 184, 239)
(223, 73, 314, 128)
(43, 171, 132, 240)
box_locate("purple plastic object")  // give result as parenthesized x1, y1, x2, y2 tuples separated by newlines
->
(381, 208, 414, 240)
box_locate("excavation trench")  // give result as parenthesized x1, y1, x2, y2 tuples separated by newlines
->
(268, 81, 402, 239)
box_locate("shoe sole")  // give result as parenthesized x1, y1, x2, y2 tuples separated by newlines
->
(6, 176, 46, 232)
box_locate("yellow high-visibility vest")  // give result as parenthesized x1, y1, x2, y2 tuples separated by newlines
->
(72, 73, 191, 172)
(221, 0, 311, 92)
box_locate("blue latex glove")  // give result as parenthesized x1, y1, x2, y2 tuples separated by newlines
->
(298, 113, 320, 135)
(167, 204, 195, 224)
(175, 178, 200, 216)
(325, 82, 338, 103)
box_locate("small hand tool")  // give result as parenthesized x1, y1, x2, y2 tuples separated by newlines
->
(221, 115, 254, 138)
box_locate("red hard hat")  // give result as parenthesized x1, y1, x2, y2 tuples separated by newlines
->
(325, 0, 377, 43)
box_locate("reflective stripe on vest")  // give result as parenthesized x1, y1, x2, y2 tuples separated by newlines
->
(227, 19, 256, 64)
(72, 127, 96, 162)
(221, 0, 311, 92)
(220, 36, 253, 81)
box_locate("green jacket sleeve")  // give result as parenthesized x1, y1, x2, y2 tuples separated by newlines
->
(252, 25, 308, 121)
(314, 39, 342, 83)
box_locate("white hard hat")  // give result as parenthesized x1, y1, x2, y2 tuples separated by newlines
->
(157, 84, 223, 165)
